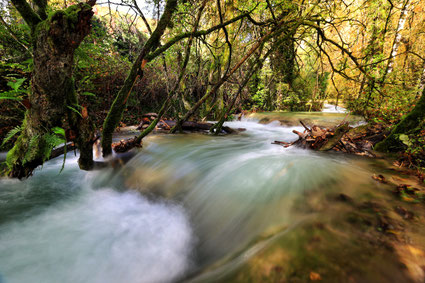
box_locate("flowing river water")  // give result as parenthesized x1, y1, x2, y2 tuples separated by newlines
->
(1, 112, 424, 283)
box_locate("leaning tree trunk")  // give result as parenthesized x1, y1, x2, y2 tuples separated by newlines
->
(374, 87, 425, 152)
(101, 0, 178, 157)
(6, 3, 95, 178)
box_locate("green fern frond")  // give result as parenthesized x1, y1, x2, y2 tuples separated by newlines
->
(67, 105, 83, 117)
(1, 126, 22, 147)
(23, 134, 40, 165)
(42, 133, 66, 162)
(51, 127, 66, 138)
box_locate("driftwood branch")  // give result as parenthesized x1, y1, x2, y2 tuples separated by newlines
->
(273, 121, 387, 157)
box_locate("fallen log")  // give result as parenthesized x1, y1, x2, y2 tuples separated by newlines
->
(156, 120, 236, 134)
(142, 113, 158, 119)
(274, 120, 386, 157)
(272, 140, 292, 148)
(319, 123, 350, 151)
(136, 112, 238, 134)
(136, 113, 159, 130)
(50, 142, 76, 160)
(112, 137, 142, 153)
(159, 120, 211, 131)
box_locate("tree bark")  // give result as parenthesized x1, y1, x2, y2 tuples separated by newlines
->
(417, 63, 425, 95)
(6, 2, 96, 178)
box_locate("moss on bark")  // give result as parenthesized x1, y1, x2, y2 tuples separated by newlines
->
(101, 0, 178, 156)
(374, 89, 425, 152)
(5, 2, 95, 178)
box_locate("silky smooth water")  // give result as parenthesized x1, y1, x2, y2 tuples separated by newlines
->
(0, 116, 381, 283)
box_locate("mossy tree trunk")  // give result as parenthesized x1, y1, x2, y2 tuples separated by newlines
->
(374, 87, 425, 152)
(100, 0, 178, 157)
(134, 0, 207, 143)
(6, 0, 96, 178)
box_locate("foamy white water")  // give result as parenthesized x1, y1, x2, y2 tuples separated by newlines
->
(0, 165, 194, 283)
(322, 103, 347, 113)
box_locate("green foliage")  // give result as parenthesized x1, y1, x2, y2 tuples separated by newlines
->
(23, 134, 41, 165)
(51, 126, 65, 138)
(0, 77, 28, 101)
(43, 131, 64, 156)
(7, 77, 26, 91)
(0, 13, 32, 60)
(399, 120, 425, 166)
(1, 126, 22, 148)
(41, 134, 63, 159)
(81, 91, 96, 97)
(67, 105, 83, 117)
(398, 134, 411, 147)
(51, 127, 67, 172)
(362, 86, 417, 124)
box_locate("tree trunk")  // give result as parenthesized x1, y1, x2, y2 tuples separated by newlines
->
(417, 63, 425, 95)
(6, 3, 95, 178)
(374, 87, 425, 152)
(100, 0, 178, 157)
(380, 0, 411, 84)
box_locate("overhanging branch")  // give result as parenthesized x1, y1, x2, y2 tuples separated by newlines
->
(146, 12, 251, 61)
(10, 0, 41, 29)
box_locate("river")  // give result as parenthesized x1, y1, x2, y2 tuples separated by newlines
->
(0, 113, 423, 283)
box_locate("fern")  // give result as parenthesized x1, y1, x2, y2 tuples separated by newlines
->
(23, 134, 40, 165)
(1, 126, 22, 147)
(51, 127, 65, 138)
(43, 133, 66, 162)
(46, 127, 67, 172)
(44, 134, 65, 148)
(0, 90, 23, 101)
(67, 105, 83, 117)
(7, 78, 26, 91)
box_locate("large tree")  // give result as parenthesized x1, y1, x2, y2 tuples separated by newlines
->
(5, 0, 97, 178)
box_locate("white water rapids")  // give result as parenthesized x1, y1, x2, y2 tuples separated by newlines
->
(0, 156, 194, 283)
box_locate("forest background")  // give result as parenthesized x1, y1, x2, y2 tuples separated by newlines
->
(1, 0, 424, 177)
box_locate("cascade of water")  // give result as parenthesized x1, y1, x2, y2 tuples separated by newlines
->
(0, 116, 375, 282)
